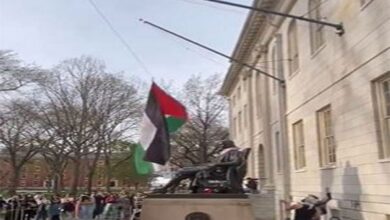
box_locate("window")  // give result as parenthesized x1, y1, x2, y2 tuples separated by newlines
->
(256, 73, 262, 118)
(20, 180, 26, 187)
(317, 105, 336, 166)
(374, 74, 390, 159)
(244, 104, 248, 128)
(233, 117, 237, 138)
(110, 180, 117, 187)
(309, 0, 325, 53)
(271, 46, 277, 94)
(275, 132, 282, 172)
(243, 77, 247, 92)
(293, 120, 306, 169)
(34, 165, 41, 173)
(232, 95, 236, 106)
(238, 111, 242, 132)
(258, 145, 266, 178)
(237, 86, 241, 100)
(288, 20, 299, 75)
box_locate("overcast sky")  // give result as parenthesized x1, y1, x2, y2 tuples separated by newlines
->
(0, 0, 251, 84)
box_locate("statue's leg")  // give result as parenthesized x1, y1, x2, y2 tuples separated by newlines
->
(227, 168, 244, 193)
(154, 170, 198, 193)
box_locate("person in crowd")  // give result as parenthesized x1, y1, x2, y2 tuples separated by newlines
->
(34, 194, 48, 220)
(118, 191, 132, 220)
(48, 195, 61, 220)
(282, 188, 332, 220)
(23, 195, 38, 220)
(75, 195, 95, 220)
(245, 177, 259, 194)
(102, 193, 121, 220)
(92, 190, 105, 219)
(61, 195, 75, 220)
(5, 196, 20, 220)
(0, 195, 6, 210)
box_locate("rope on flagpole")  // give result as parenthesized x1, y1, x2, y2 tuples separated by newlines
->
(86, 0, 154, 79)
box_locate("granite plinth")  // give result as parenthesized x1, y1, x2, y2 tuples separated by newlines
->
(141, 194, 255, 220)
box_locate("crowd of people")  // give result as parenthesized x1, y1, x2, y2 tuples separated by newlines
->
(0, 191, 144, 220)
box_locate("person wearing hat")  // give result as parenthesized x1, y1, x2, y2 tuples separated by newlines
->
(153, 140, 243, 194)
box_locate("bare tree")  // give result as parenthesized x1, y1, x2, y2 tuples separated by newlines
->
(0, 101, 42, 195)
(75, 69, 142, 193)
(32, 56, 142, 194)
(0, 50, 45, 92)
(170, 74, 229, 167)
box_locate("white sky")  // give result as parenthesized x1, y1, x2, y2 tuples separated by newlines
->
(0, 0, 251, 84)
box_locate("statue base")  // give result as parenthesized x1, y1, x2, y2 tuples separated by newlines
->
(141, 194, 255, 220)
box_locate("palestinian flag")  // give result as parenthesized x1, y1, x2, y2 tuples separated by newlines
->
(136, 82, 188, 170)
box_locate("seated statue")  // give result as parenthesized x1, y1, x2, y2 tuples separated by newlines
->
(152, 140, 250, 194)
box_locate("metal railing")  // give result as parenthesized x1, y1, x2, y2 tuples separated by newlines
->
(0, 204, 141, 220)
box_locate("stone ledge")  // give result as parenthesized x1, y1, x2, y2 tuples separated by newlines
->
(146, 193, 248, 199)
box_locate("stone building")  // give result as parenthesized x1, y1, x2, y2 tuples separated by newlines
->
(221, 0, 390, 219)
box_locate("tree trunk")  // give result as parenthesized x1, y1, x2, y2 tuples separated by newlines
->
(53, 173, 61, 195)
(8, 167, 20, 196)
(199, 142, 208, 164)
(70, 159, 81, 195)
(87, 171, 94, 195)
(104, 157, 112, 192)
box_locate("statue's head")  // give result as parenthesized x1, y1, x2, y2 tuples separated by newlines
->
(221, 140, 235, 149)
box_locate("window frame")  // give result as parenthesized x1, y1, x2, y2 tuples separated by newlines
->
(238, 111, 242, 132)
(293, 120, 306, 170)
(308, 0, 325, 54)
(271, 46, 277, 94)
(288, 19, 300, 76)
(317, 105, 336, 167)
(244, 104, 248, 128)
(373, 73, 390, 159)
(275, 131, 282, 173)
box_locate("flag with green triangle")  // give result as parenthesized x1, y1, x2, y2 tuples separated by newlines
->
(133, 82, 188, 175)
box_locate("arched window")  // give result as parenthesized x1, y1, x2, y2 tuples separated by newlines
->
(288, 19, 299, 75)
(308, 0, 325, 53)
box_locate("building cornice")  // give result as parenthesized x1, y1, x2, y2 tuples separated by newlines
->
(220, 0, 296, 96)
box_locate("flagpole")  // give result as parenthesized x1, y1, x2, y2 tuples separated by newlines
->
(202, 0, 344, 36)
(140, 19, 285, 84)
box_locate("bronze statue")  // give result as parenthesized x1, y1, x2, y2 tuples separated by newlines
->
(152, 140, 250, 194)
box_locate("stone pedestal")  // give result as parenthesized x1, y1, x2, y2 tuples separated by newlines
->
(141, 194, 255, 220)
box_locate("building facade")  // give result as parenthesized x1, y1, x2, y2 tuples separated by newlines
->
(0, 156, 124, 191)
(221, 0, 390, 219)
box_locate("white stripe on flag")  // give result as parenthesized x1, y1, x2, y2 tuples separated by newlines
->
(139, 112, 157, 150)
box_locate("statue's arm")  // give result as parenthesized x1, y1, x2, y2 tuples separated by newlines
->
(213, 154, 243, 167)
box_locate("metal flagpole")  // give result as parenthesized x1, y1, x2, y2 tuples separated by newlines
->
(202, 0, 345, 36)
(140, 19, 285, 84)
